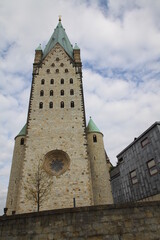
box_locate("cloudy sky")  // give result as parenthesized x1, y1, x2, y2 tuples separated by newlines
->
(0, 0, 160, 214)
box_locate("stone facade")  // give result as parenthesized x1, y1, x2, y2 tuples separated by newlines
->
(1, 201, 160, 240)
(110, 122, 160, 203)
(6, 21, 112, 215)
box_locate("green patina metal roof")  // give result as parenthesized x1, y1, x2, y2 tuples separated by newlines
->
(16, 124, 27, 138)
(86, 117, 101, 133)
(74, 43, 80, 50)
(35, 44, 42, 51)
(43, 20, 73, 59)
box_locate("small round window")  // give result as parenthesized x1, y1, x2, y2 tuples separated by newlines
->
(43, 150, 70, 176)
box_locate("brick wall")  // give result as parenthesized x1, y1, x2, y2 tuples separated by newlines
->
(0, 201, 160, 240)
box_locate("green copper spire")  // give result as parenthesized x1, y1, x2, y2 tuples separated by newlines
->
(35, 44, 42, 51)
(74, 43, 80, 50)
(16, 124, 27, 138)
(86, 117, 101, 133)
(43, 18, 73, 59)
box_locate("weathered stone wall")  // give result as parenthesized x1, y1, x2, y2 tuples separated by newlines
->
(0, 202, 160, 240)
(16, 43, 93, 214)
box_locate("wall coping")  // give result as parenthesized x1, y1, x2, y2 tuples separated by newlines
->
(1, 201, 160, 221)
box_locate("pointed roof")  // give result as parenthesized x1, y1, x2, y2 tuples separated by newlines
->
(15, 124, 27, 138)
(86, 117, 101, 133)
(43, 19, 73, 59)
(36, 44, 42, 51)
(74, 43, 80, 50)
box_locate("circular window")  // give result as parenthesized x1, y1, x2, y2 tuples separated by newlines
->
(43, 150, 70, 176)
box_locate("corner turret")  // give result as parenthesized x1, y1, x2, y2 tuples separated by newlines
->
(86, 117, 113, 205)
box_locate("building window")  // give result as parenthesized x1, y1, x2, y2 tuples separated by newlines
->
(93, 135, 97, 143)
(50, 90, 53, 96)
(49, 102, 53, 108)
(61, 78, 64, 84)
(39, 102, 43, 109)
(147, 159, 158, 176)
(20, 138, 24, 145)
(61, 90, 64, 96)
(40, 90, 44, 96)
(51, 63, 55, 67)
(56, 69, 59, 73)
(71, 101, 74, 108)
(50, 79, 54, 84)
(141, 137, 149, 148)
(130, 170, 138, 184)
(70, 89, 74, 95)
(70, 78, 73, 84)
(41, 79, 45, 84)
(56, 57, 59, 62)
(47, 69, 50, 73)
(60, 63, 64, 67)
(60, 101, 64, 108)
(65, 68, 68, 73)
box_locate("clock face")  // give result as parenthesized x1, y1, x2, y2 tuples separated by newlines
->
(43, 150, 70, 176)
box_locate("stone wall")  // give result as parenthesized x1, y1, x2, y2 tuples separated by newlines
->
(0, 201, 160, 240)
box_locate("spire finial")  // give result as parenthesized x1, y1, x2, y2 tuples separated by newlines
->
(59, 15, 62, 22)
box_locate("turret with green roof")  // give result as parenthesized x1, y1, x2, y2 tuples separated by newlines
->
(15, 124, 27, 139)
(86, 117, 102, 134)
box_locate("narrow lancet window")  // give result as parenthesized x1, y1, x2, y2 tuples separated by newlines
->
(50, 90, 53, 96)
(20, 138, 24, 145)
(41, 79, 45, 84)
(50, 79, 54, 84)
(61, 90, 64, 96)
(60, 101, 64, 108)
(40, 90, 44, 96)
(61, 78, 64, 84)
(70, 89, 74, 95)
(93, 135, 97, 142)
(70, 78, 73, 84)
(39, 102, 43, 109)
(71, 101, 74, 108)
(49, 102, 53, 108)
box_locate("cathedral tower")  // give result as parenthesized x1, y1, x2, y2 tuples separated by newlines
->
(6, 19, 112, 215)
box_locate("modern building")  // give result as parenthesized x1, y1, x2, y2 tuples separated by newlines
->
(110, 122, 160, 203)
(6, 18, 113, 215)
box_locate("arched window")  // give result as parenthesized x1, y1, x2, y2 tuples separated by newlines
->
(40, 90, 44, 96)
(93, 135, 97, 143)
(65, 68, 68, 73)
(20, 138, 24, 145)
(39, 102, 43, 109)
(71, 101, 74, 108)
(61, 90, 64, 96)
(56, 57, 59, 62)
(70, 89, 74, 95)
(49, 102, 53, 108)
(51, 63, 55, 67)
(60, 63, 64, 67)
(50, 90, 53, 96)
(61, 78, 64, 84)
(47, 69, 50, 73)
(56, 69, 59, 73)
(60, 101, 64, 108)
(41, 79, 45, 84)
(70, 78, 73, 84)
(50, 79, 54, 84)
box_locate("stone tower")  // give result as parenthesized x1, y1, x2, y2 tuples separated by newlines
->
(6, 19, 113, 215)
